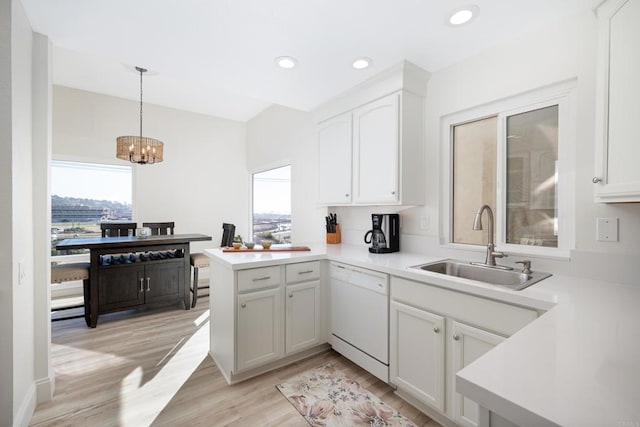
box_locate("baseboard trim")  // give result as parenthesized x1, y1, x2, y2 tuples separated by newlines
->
(36, 374, 55, 403)
(216, 344, 331, 385)
(395, 388, 456, 427)
(14, 381, 37, 427)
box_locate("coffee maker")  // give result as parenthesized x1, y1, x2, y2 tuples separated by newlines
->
(364, 214, 400, 253)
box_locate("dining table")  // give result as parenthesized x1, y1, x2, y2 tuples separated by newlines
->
(56, 233, 211, 327)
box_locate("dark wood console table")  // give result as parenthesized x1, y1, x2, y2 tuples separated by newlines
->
(56, 233, 211, 327)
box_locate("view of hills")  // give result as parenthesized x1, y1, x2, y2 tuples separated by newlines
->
(52, 195, 132, 222)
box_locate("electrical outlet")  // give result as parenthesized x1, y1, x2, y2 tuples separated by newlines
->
(596, 218, 618, 242)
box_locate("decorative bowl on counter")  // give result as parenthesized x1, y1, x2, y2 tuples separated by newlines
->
(244, 241, 255, 249)
(232, 242, 242, 249)
(260, 240, 273, 249)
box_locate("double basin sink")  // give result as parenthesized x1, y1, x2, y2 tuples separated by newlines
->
(410, 259, 551, 291)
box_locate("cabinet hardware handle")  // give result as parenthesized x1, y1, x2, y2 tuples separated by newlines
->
(336, 265, 346, 269)
(453, 334, 460, 341)
(139, 278, 144, 292)
(289, 292, 293, 298)
(252, 276, 271, 282)
(345, 193, 349, 197)
(298, 270, 314, 275)
(592, 177, 602, 184)
(433, 327, 439, 333)
(391, 191, 396, 195)
(241, 303, 246, 308)
(146, 277, 151, 291)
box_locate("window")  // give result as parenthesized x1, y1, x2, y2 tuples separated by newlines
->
(445, 81, 575, 257)
(251, 165, 291, 244)
(51, 160, 132, 256)
(452, 116, 497, 245)
(505, 105, 558, 247)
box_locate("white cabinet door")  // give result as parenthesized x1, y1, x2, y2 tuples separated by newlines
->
(353, 93, 400, 204)
(318, 112, 353, 205)
(285, 280, 320, 354)
(390, 300, 445, 411)
(451, 321, 505, 427)
(594, 0, 640, 202)
(236, 287, 283, 372)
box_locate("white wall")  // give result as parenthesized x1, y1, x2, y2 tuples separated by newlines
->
(333, 11, 640, 285)
(53, 86, 249, 253)
(246, 104, 325, 244)
(0, 0, 14, 422)
(1, 0, 40, 425)
(32, 32, 54, 404)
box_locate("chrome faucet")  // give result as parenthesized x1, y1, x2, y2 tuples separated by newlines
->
(472, 204, 510, 268)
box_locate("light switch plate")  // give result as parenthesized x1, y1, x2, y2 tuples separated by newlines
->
(596, 218, 618, 242)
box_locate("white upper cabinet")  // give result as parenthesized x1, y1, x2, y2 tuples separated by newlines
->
(315, 61, 429, 206)
(318, 112, 353, 205)
(594, 0, 640, 202)
(353, 93, 400, 204)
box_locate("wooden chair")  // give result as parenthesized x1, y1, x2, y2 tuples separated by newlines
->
(100, 222, 137, 237)
(143, 222, 175, 236)
(221, 222, 235, 247)
(190, 253, 210, 308)
(190, 223, 235, 307)
(51, 262, 91, 326)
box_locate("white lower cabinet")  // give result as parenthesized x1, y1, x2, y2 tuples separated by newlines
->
(390, 300, 445, 411)
(390, 276, 538, 425)
(285, 280, 321, 354)
(211, 260, 325, 384)
(451, 321, 505, 427)
(236, 287, 283, 372)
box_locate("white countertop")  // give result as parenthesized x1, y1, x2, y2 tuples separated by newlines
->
(205, 243, 640, 426)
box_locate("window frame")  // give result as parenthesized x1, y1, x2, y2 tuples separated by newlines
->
(441, 80, 576, 259)
(249, 162, 292, 243)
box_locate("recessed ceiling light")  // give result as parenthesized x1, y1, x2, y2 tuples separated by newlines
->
(275, 56, 298, 69)
(448, 5, 479, 26)
(352, 57, 373, 70)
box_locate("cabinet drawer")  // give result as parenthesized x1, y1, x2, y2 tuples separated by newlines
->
(391, 276, 537, 337)
(237, 266, 281, 293)
(286, 261, 321, 283)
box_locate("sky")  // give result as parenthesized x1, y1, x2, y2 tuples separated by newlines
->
(252, 165, 291, 215)
(52, 160, 132, 204)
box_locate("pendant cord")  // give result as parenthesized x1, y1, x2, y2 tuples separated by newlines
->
(139, 68, 143, 139)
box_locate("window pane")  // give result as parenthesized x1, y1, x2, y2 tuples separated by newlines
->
(506, 105, 558, 247)
(52, 161, 132, 256)
(452, 117, 497, 245)
(252, 165, 291, 244)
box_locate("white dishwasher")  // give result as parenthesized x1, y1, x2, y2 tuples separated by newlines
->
(330, 262, 389, 382)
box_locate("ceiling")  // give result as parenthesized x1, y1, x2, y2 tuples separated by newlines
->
(21, 0, 602, 122)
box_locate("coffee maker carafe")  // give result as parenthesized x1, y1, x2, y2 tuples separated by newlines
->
(364, 214, 399, 253)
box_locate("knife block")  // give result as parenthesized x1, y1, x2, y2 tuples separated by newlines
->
(326, 224, 341, 244)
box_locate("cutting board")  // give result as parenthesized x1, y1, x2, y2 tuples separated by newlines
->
(222, 245, 311, 253)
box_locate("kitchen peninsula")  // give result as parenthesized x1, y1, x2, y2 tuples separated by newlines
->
(206, 243, 640, 427)
(57, 233, 211, 327)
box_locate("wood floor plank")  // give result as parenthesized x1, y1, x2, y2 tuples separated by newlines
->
(31, 298, 438, 427)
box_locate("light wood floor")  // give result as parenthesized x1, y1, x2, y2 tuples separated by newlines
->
(31, 298, 439, 427)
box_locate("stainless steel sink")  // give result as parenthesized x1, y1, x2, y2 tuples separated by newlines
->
(410, 259, 551, 291)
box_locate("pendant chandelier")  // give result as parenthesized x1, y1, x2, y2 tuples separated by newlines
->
(116, 66, 164, 165)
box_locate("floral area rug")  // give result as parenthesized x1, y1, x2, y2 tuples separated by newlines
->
(276, 363, 417, 427)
